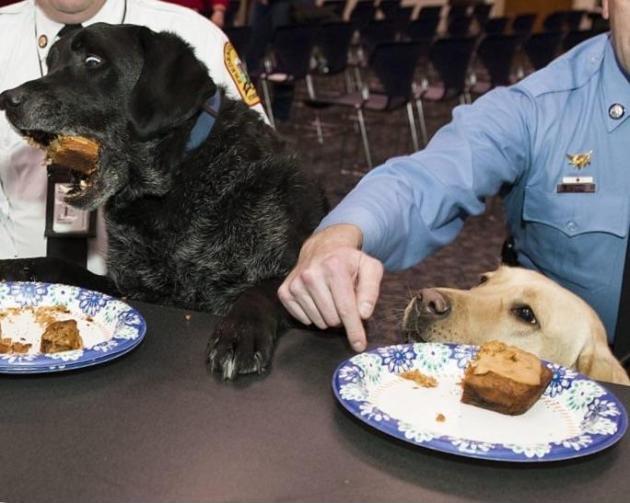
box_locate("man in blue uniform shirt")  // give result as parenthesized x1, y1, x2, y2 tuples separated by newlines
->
(278, 0, 630, 353)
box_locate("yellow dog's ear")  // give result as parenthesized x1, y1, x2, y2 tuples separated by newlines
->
(577, 335, 630, 385)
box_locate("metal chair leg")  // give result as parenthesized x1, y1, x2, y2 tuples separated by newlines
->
(261, 78, 275, 129)
(314, 111, 324, 144)
(415, 99, 429, 147)
(406, 102, 420, 152)
(306, 74, 316, 100)
(353, 66, 364, 93)
(344, 69, 355, 92)
(356, 107, 372, 169)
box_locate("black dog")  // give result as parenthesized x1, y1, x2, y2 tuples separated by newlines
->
(0, 23, 326, 379)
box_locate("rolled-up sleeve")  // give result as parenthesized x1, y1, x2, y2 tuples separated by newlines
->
(318, 86, 535, 270)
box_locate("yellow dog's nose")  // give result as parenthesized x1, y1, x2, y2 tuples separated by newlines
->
(416, 288, 451, 318)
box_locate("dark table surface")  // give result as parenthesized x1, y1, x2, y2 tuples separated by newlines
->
(0, 300, 629, 503)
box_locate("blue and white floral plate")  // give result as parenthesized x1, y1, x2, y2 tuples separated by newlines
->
(332, 343, 628, 462)
(0, 282, 146, 374)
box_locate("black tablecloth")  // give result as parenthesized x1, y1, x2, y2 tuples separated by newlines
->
(0, 301, 628, 503)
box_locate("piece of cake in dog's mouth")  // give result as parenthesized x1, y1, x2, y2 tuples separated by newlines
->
(461, 340, 552, 416)
(24, 133, 100, 198)
(46, 135, 100, 175)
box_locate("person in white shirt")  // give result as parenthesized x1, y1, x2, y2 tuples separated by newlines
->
(0, 0, 267, 274)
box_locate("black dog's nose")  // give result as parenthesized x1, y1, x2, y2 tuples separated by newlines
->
(416, 289, 451, 318)
(0, 90, 24, 110)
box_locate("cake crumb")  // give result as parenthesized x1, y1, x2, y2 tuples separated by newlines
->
(399, 369, 438, 387)
(436, 413, 446, 422)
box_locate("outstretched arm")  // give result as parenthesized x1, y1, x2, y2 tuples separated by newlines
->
(279, 87, 535, 349)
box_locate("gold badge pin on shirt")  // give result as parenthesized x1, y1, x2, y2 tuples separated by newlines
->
(566, 151, 592, 170)
(38, 34, 48, 48)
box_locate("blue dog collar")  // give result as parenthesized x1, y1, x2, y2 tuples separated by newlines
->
(185, 90, 222, 153)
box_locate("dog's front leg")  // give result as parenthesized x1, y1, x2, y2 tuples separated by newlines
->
(208, 278, 291, 381)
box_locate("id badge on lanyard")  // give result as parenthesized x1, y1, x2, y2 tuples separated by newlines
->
(45, 165, 96, 238)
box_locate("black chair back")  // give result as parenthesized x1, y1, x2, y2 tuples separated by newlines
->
(417, 5, 442, 21)
(224, 26, 252, 59)
(512, 13, 536, 36)
(543, 11, 568, 32)
(476, 33, 520, 87)
(589, 13, 610, 34)
(224, 0, 240, 28)
(272, 24, 318, 79)
(483, 16, 508, 35)
(379, 0, 400, 19)
(385, 3, 413, 31)
(566, 10, 586, 30)
(473, 3, 492, 25)
(447, 15, 473, 36)
(524, 31, 564, 70)
(562, 29, 596, 52)
(369, 40, 426, 107)
(315, 21, 354, 75)
(350, 1, 375, 30)
(325, 0, 347, 18)
(448, 4, 470, 20)
(405, 17, 439, 41)
(429, 36, 477, 99)
(360, 19, 399, 54)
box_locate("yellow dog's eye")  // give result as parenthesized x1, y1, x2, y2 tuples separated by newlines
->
(512, 305, 538, 326)
(478, 275, 489, 285)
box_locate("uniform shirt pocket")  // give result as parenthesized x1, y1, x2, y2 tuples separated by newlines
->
(521, 186, 628, 289)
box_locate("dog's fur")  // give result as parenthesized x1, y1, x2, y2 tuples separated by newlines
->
(0, 23, 326, 379)
(402, 266, 630, 385)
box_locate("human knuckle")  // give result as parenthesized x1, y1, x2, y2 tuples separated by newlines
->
(300, 268, 319, 286)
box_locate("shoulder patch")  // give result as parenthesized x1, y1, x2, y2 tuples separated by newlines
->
(224, 42, 260, 107)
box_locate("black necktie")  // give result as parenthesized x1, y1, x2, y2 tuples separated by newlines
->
(614, 236, 630, 365)
(56, 24, 83, 40)
(45, 23, 92, 268)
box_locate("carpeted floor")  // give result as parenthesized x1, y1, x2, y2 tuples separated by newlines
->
(274, 76, 508, 345)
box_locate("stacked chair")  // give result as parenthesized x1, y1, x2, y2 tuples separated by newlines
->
(305, 41, 427, 168)
(224, 26, 252, 59)
(236, 2, 608, 166)
(258, 24, 318, 127)
(414, 36, 477, 146)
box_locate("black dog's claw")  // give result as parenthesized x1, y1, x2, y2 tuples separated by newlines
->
(207, 318, 275, 381)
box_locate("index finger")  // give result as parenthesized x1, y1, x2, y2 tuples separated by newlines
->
(328, 269, 367, 352)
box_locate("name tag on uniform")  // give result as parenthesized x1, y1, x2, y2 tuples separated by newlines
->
(556, 176, 596, 193)
(45, 166, 96, 237)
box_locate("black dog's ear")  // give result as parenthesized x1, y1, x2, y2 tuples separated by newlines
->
(128, 27, 216, 139)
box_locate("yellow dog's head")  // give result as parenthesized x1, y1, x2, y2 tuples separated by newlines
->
(402, 266, 629, 385)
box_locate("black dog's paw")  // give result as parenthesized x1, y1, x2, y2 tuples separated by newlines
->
(207, 316, 276, 381)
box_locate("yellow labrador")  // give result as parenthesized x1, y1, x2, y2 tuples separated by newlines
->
(402, 266, 630, 385)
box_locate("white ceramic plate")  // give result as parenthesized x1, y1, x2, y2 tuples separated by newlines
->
(332, 342, 628, 462)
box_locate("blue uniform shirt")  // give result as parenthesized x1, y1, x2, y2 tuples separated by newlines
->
(319, 34, 630, 342)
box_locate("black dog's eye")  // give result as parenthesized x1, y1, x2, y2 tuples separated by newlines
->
(85, 55, 104, 68)
(511, 305, 538, 326)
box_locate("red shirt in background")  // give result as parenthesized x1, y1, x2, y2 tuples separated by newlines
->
(161, 0, 229, 15)
(0, 0, 230, 14)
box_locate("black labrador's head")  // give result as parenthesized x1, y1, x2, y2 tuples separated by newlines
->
(0, 23, 216, 210)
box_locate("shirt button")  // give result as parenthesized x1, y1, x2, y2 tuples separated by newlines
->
(566, 221, 578, 233)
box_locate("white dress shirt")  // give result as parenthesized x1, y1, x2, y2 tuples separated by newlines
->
(0, 0, 267, 274)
